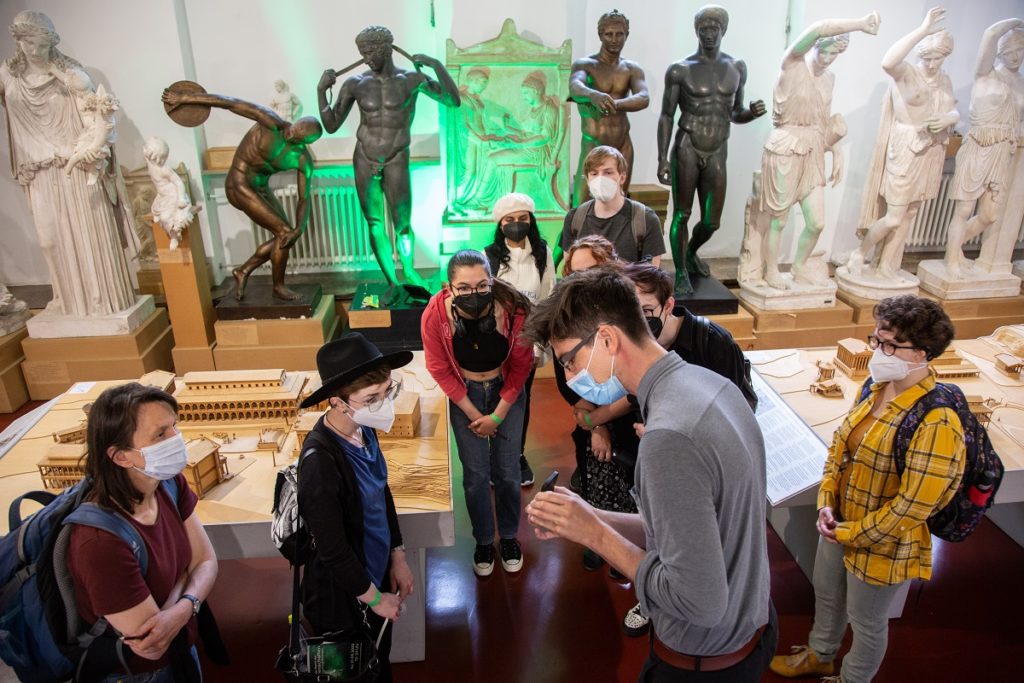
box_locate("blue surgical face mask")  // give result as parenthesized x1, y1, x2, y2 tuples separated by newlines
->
(566, 338, 628, 405)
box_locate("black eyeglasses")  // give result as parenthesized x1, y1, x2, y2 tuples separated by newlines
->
(557, 330, 597, 370)
(866, 334, 919, 357)
(451, 282, 492, 297)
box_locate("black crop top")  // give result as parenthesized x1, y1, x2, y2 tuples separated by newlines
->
(452, 314, 509, 372)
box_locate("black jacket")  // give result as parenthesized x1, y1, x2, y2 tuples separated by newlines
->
(297, 419, 403, 633)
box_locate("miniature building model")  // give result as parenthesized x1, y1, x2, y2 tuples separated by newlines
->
(966, 395, 993, 427)
(815, 360, 836, 382)
(291, 411, 321, 456)
(37, 443, 87, 489)
(834, 338, 871, 379)
(809, 380, 844, 398)
(176, 369, 305, 423)
(183, 437, 229, 497)
(379, 391, 421, 439)
(140, 369, 176, 392)
(929, 349, 981, 379)
(51, 422, 86, 444)
(995, 353, 1024, 378)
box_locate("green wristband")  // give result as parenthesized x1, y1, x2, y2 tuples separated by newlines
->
(367, 588, 381, 607)
(489, 413, 503, 424)
(583, 412, 594, 428)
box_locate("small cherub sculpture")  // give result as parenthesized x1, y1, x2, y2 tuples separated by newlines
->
(269, 79, 302, 122)
(64, 70, 117, 185)
(143, 137, 201, 250)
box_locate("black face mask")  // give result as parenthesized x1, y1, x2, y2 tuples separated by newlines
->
(453, 291, 493, 318)
(646, 315, 664, 339)
(501, 221, 530, 243)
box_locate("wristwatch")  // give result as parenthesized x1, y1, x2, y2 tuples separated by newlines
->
(180, 593, 201, 616)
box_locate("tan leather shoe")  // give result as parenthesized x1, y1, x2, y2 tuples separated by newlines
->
(769, 645, 836, 678)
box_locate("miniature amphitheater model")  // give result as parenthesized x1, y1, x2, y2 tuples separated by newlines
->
(834, 338, 871, 379)
(175, 369, 305, 423)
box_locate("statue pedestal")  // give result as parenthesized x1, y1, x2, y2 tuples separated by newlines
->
(835, 266, 919, 300)
(737, 276, 837, 311)
(1014, 261, 1024, 280)
(26, 295, 156, 339)
(739, 298, 857, 349)
(348, 283, 428, 353)
(917, 260, 1022, 300)
(20, 309, 174, 400)
(0, 325, 30, 413)
(675, 276, 739, 316)
(212, 292, 337, 371)
(151, 220, 217, 373)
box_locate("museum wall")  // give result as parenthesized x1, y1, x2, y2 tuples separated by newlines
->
(1, 0, 1021, 286)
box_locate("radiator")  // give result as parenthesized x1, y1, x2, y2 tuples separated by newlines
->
(905, 172, 1024, 251)
(248, 178, 392, 273)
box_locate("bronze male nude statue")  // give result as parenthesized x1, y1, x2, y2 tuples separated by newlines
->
(569, 9, 649, 205)
(317, 26, 460, 289)
(162, 85, 322, 301)
(658, 5, 766, 294)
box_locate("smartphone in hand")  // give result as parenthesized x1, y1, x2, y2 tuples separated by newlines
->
(541, 471, 559, 492)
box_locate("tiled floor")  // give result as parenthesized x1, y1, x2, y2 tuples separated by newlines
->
(3, 378, 1023, 682)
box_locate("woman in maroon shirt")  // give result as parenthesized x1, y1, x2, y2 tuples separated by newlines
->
(68, 383, 218, 682)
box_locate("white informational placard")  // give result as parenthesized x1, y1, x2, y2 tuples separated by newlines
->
(751, 368, 830, 506)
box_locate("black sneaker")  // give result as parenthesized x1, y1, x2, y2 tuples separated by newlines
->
(520, 455, 535, 486)
(499, 538, 523, 573)
(473, 543, 495, 577)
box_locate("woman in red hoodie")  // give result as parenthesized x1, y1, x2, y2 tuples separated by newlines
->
(421, 249, 534, 577)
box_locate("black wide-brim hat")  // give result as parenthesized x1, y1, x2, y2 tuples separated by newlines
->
(300, 332, 413, 408)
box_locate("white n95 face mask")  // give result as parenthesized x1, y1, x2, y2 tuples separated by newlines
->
(867, 348, 926, 383)
(588, 176, 620, 203)
(132, 432, 188, 480)
(351, 397, 397, 433)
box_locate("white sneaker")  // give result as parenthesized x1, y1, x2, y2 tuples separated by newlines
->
(499, 538, 523, 573)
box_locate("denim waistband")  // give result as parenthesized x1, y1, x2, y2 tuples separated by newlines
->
(464, 374, 503, 389)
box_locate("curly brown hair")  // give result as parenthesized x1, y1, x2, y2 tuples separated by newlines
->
(873, 295, 954, 360)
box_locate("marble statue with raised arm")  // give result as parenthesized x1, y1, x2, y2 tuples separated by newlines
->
(569, 9, 649, 205)
(162, 85, 322, 301)
(751, 12, 880, 292)
(657, 5, 766, 295)
(143, 137, 201, 251)
(0, 11, 138, 324)
(942, 18, 1024, 280)
(317, 25, 460, 290)
(270, 79, 302, 122)
(845, 8, 957, 289)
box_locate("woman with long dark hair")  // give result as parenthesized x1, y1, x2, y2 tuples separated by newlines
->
(483, 193, 554, 487)
(68, 383, 218, 682)
(421, 249, 534, 576)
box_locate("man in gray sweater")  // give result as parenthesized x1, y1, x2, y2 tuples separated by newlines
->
(525, 266, 776, 681)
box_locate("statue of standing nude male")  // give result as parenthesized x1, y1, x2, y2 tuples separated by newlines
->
(162, 84, 322, 301)
(317, 26, 460, 290)
(569, 9, 650, 205)
(657, 5, 766, 295)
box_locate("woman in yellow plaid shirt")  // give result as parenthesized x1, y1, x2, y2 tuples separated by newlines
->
(771, 295, 966, 683)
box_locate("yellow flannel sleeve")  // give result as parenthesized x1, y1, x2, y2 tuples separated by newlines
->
(817, 433, 842, 511)
(834, 408, 965, 547)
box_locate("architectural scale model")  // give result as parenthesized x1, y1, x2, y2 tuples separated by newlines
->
(929, 349, 981, 379)
(175, 369, 305, 423)
(815, 360, 836, 382)
(809, 379, 844, 398)
(184, 437, 230, 498)
(995, 353, 1024, 378)
(834, 338, 872, 379)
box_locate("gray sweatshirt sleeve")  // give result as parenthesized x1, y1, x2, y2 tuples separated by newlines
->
(634, 428, 729, 628)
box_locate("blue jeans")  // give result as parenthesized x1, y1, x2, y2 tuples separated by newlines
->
(101, 645, 201, 683)
(449, 377, 525, 544)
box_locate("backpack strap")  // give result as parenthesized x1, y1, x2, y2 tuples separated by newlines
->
(890, 383, 962, 477)
(64, 505, 149, 577)
(7, 490, 57, 531)
(628, 199, 647, 260)
(569, 200, 594, 239)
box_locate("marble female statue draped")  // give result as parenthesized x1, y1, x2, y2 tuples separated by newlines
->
(0, 11, 137, 322)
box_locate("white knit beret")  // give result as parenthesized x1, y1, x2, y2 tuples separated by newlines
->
(492, 193, 535, 223)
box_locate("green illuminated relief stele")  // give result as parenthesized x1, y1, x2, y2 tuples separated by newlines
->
(442, 19, 572, 254)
